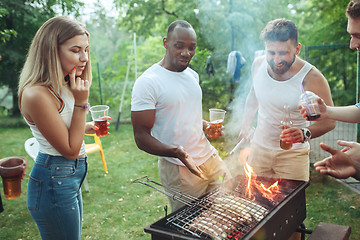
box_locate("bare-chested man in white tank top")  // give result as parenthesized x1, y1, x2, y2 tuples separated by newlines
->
(238, 19, 335, 182)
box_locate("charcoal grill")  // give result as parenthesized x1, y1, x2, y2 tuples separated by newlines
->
(133, 175, 309, 240)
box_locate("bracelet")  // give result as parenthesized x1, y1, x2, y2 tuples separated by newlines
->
(74, 103, 90, 111)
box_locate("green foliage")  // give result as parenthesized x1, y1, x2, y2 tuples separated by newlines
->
(0, 0, 83, 115)
(0, 28, 17, 43)
(0, 116, 27, 127)
(294, 0, 357, 106)
(115, 0, 199, 37)
(295, 0, 349, 46)
(304, 46, 357, 106)
(108, 0, 357, 114)
(0, 7, 17, 43)
(111, 0, 297, 114)
(0, 0, 358, 118)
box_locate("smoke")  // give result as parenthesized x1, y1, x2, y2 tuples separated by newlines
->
(195, 0, 260, 153)
(195, 0, 293, 154)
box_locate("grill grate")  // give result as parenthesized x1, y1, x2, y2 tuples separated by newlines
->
(135, 175, 309, 240)
(164, 188, 270, 239)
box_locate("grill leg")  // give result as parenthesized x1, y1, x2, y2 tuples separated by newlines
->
(296, 223, 313, 240)
(163, 205, 168, 217)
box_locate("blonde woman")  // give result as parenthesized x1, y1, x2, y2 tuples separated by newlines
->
(18, 16, 96, 240)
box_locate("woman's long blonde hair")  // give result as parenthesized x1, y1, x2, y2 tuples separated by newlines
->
(18, 16, 92, 109)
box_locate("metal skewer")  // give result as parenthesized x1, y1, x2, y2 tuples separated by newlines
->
(229, 138, 245, 156)
(227, 127, 255, 157)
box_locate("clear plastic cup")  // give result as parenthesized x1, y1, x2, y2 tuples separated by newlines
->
(89, 105, 109, 137)
(299, 91, 321, 120)
(208, 109, 226, 139)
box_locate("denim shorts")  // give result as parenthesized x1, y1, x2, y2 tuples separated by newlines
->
(27, 152, 87, 240)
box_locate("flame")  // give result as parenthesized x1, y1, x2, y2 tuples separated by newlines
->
(258, 181, 279, 199)
(238, 147, 251, 164)
(240, 148, 280, 202)
(244, 162, 255, 199)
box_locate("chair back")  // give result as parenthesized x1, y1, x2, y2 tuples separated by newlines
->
(24, 137, 39, 161)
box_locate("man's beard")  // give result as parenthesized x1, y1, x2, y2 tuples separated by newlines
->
(175, 64, 188, 72)
(173, 59, 189, 72)
(268, 56, 296, 75)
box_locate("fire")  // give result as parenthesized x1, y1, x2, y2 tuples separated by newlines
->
(244, 162, 254, 199)
(238, 147, 251, 164)
(227, 230, 243, 239)
(241, 148, 280, 201)
(258, 181, 279, 199)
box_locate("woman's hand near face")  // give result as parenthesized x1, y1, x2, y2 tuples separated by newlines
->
(69, 67, 89, 104)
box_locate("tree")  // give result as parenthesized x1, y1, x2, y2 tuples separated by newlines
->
(0, 0, 82, 116)
(83, 2, 135, 119)
(0, 8, 17, 43)
(294, 0, 356, 106)
(114, 0, 295, 111)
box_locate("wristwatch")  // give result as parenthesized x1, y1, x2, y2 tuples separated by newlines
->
(301, 128, 311, 142)
(74, 103, 90, 111)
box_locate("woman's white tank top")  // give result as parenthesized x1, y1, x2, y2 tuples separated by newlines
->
(25, 87, 86, 157)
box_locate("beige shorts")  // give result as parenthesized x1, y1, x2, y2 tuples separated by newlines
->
(158, 153, 231, 212)
(247, 142, 310, 181)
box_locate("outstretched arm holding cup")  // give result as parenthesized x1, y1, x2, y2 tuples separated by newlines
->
(299, 97, 360, 123)
(302, 0, 360, 180)
(299, 92, 360, 180)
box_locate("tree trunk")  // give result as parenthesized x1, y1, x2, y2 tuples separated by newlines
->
(11, 87, 20, 116)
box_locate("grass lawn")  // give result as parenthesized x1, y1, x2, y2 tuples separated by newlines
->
(0, 123, 359, 239)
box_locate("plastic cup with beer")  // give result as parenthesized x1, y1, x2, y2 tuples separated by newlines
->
(299, 91, 321, 121)
(89, 105, 109, 137)
(0, 157, 26, 199)
(207, 108, 226, 140)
